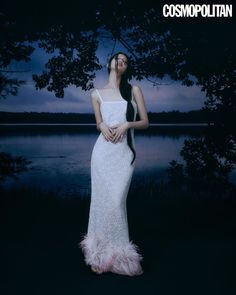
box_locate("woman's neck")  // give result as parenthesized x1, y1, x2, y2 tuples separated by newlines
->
(105, 71, 121, 89)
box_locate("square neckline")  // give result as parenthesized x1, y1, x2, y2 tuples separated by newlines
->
(96, 88, 137, 105)
(96, 88, 127, 103)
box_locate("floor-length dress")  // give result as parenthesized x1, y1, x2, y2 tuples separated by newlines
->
(79, 88, 144, 276)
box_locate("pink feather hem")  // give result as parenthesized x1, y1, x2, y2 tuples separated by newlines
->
(78, 233, 144, 276)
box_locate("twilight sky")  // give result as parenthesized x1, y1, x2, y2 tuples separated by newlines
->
(0, 38, 207, 113)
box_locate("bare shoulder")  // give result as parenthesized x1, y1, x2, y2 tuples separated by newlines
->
(132, 85, 142, 92)
(91, 88, 97, 97)
(90, 88, 99, 103)
(131, 85, 144, 103)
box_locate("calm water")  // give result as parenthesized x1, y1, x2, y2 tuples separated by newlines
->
(1, 125, 235, 198)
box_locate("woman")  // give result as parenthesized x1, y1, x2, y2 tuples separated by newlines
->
(79, 52, 149, 276)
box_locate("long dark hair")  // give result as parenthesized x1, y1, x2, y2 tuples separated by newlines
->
(107, 51, 136, 165)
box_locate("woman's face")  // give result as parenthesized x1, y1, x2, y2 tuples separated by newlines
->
(110, 54, 128, 74)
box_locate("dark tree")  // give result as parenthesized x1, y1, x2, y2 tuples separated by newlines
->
(1, 0, 235, 122)
(0, 13, 34, 98)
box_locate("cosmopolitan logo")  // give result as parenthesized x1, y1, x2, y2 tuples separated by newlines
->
(163, 4, 233, 17)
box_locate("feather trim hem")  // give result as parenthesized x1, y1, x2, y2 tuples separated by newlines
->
(78, 233, 144, 276)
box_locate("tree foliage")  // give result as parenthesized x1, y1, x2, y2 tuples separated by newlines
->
(33, 29, 101, 97)
(0, 13, 34, 98)
(1, 1, 235, 121)
(167, 131, 236, 195)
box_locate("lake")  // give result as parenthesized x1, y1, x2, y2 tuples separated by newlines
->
(1, 124, 235, 198)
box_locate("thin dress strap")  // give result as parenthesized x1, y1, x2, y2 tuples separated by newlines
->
(96, 89, 103, 103)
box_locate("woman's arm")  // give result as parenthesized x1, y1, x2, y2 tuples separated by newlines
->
(91, 90, 103, 131)
(91, 90, 115, 142)
(127, 85, 149, 129)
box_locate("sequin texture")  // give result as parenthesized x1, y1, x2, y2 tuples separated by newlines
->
(78, 88, 143, 276)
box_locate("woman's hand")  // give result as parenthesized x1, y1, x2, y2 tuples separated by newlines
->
(110, 122, 129, 143)
(100, 122, 116, 142)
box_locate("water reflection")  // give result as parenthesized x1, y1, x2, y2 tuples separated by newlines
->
(0, 128, 193, 197)
(1, 126, 235, 198)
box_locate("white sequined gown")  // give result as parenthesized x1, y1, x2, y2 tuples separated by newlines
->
(79, 88, 143, 276)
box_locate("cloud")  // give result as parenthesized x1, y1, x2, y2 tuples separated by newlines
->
(1, 41, 207, 113)
(127, 78, 207, 112)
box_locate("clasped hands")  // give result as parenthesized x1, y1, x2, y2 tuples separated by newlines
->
(100, 122, 129, 143)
